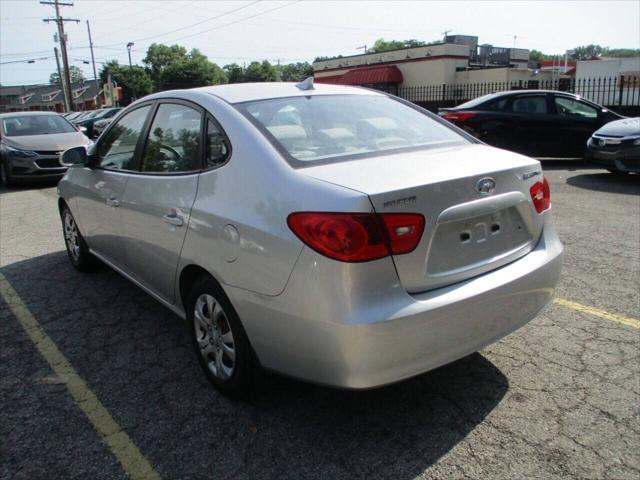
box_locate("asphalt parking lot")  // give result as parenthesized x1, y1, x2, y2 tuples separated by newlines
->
(1, 164, 638, 480)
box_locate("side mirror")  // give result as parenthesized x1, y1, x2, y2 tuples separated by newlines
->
(61, 146, 88, 166)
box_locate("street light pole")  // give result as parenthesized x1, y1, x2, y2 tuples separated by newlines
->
(127, 42, 134, 69)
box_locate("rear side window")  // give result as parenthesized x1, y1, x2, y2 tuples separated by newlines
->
(97, 105, 151, 170)
(141, 103, 202, 173)
(237, 94, 467, 164)
(206, 119, 229, 168)
(511, 96, 548, 114)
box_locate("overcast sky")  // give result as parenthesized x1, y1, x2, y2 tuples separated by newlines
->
(1, 0, 639, 86)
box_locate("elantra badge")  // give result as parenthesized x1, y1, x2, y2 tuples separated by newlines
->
(476, 177, 496, 195)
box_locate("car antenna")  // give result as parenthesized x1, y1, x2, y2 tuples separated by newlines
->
(295, 77, 314, 91)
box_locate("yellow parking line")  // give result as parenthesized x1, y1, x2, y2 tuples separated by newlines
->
(0, 273, 160, 480)
(555, 297, 640, 330)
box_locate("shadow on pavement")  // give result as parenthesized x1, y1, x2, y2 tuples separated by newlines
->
(0, 179, 59, 195)
(566, 171, 640, 195)
(1, 251, 509, 479)
(539, 159, 598, 171)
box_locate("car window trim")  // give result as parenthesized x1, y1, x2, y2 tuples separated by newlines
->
(93, 101, 156, 174)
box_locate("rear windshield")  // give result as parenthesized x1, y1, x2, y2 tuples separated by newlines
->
(2, 115, 77, 137)
(236, 94, 467, 165)
(455, 92, 507, 110)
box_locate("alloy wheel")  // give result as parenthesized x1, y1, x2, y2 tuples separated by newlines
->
(63, 211, 81, 262)
(193, 293, 236, 381)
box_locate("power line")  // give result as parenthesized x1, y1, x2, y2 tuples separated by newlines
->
(93, 0, 262, 48)
(154, 0, 302, 45)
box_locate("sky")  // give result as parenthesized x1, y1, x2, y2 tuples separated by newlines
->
(1, 0, 639, 86)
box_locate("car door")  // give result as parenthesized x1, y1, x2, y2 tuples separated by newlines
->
(551, 95, 601, 157)
(73, 103, 153, 268)
(506, 94, 556, 157)
(119, 101, 204, 302)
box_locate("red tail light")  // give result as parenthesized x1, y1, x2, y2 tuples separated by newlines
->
(287, 212, 425, 262)
(530, 176, 551, 213)
(441, 111, 476, 123)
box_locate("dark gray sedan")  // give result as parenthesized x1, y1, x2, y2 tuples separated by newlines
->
(586, 118, 640, 174)
(0, 112, 91, 187)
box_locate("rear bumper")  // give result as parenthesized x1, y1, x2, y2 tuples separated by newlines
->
(227, 212, 563, 389)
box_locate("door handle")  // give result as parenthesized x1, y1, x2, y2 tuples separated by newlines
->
(106, 197, 119, 207)
(163, 211, 184, 227)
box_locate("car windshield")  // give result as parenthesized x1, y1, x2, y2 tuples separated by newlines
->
(2, 115, 77, 137)
(237, 94, 467, 164)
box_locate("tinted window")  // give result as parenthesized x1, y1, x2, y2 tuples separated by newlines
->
(555, 97, 598, 118)
(141, 103, 202, 173)
(511, 96, 548, 114)
(455, 93, 507, 110)
(97, 105, 151, 170)
(206, 119, 229, 168)
(483, 98, 509, 111)
(2, 115, 76, 136)
(238, 95, 466, 164)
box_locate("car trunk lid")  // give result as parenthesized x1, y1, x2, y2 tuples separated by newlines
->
(300, 144, 545, 293)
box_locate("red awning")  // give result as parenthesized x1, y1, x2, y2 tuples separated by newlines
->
(316, 66, 403, 86)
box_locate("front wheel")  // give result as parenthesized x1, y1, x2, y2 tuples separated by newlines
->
(60, 205, 99, 271)
(188, 277, 255, 397)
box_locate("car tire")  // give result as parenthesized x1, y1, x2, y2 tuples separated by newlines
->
(60, 204, 99, 272)
(187, 276, 255, 397)
(0, 160, 16, 188)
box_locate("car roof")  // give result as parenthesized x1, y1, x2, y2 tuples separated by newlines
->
(0, 111, 61, 118)
(189, 82, 383, 104)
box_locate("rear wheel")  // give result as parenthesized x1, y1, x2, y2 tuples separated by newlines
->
(187, 276, 255, 397)
(60, 205, 99, 271)
(0, 160, 15, 188)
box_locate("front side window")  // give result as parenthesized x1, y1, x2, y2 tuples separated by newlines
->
(141, 103, 202, 173)
(97, 105, 151, 170)
(554, 97, 598, 118)
(511, 96, 548, 114)
(236, 94, 467, 164)
(2, 115, 76, 136)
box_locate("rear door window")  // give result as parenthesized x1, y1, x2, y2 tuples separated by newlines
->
(140, 103, 203, 173)
(510, 96, 548, 114)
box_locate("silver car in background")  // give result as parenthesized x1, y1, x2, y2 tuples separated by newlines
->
(0, 112, 91, 187)
(58, 82, 563, 396)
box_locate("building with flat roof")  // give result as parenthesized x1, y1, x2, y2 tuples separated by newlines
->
(313, 35, 549, 93)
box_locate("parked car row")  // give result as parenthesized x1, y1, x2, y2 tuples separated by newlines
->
(63, 107, 122, 138)
(438, 90, 639, 173)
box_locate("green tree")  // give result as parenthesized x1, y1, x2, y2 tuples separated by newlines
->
(143, 44, 226, 90)
(368, 38, 429, 53)
(99, 61, 153, 105)
(570, 44, 605, 60)
(529, 49, 551, 61)
(243, 61, 277, 82)
(50, 65, 85, 85)
(277, 62, 314, 82)
(223, 63, 245, 83)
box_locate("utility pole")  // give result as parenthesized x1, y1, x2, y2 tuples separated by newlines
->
(53, 47, 65, 107)
(86, 20, 101, 107)
(442, 30, 452, 41)
(42, 0, 79, 112)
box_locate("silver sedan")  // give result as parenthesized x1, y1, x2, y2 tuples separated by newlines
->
(57, 81, 563, 396)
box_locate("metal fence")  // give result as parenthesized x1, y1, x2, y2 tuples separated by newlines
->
(398, 75, 640, 114)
